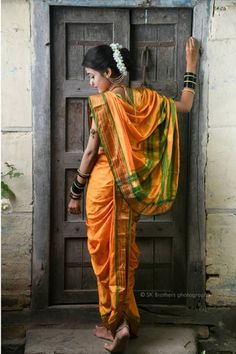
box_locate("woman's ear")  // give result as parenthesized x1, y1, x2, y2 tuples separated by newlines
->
(104, 68, 112, 78)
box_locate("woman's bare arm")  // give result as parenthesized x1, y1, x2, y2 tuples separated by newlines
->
(76, 119, 100, 184)
(175, 37, 199, 113)
(68, 119, 100, 213)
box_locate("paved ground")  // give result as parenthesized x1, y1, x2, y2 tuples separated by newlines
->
(3, 307, 236, 353)
(24, 326, 197, 354)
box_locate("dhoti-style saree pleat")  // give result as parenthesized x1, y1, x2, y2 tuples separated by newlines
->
(86, 152, 140, 336)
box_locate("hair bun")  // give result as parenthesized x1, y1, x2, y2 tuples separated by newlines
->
(82, 44, 133, 77)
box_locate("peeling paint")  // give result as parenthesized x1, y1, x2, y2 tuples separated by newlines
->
(215, 6, 227, 11)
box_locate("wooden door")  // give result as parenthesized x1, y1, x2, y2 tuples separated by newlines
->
(130, 9, 191, 304)
(50, 6, 192, 305)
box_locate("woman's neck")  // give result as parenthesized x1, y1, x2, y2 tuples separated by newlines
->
(108, 83, 125, 92)
(108, 84, 127, 101)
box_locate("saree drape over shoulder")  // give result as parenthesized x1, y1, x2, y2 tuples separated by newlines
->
(86, 87, 179, 336)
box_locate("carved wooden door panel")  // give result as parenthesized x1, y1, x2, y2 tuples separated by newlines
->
(130, 9, 192, 304)
(50, 7, 129, 304)
(50, 6, 192, 305)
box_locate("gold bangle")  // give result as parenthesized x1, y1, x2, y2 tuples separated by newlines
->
(76, 169, 90, 179)
(182, 88, 195, 95)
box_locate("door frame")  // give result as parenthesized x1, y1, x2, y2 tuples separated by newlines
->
(31, 0, 211, 310)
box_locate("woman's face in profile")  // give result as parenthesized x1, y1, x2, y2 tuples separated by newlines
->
(86, 68, 111, 93)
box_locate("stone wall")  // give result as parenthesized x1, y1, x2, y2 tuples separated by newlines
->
(1, 0, 32, 309)
(1, 0, 236, 310)
(205, 0, 236, 306)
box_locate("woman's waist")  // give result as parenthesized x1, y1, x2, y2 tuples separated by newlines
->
(97, 147, 109, 162)
(98, 146, 105, 155)
(90, 149, 112, 178)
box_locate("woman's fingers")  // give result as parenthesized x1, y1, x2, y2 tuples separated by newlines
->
(68, 207, 81, 214)
(186, 37, 198, 51)
(68, 199, 81, 214)
(186, 37, 199, 66)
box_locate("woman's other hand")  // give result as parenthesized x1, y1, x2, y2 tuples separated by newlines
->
(68, 198, 81, 215)
(186, 37, 199, 73)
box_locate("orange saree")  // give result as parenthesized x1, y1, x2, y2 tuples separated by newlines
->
(86, 87, 179, 336)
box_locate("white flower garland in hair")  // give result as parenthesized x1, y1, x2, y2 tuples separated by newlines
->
(110, 43, 127, 76)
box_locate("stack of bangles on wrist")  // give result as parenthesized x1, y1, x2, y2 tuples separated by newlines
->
(70, 169, 90, 200)
(182, 72, 197, 95)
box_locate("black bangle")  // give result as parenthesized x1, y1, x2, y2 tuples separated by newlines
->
(70, 192, 82, 200)
(184, 81, 196, 89)
(184, 72, 197, 89)
(74, 177, 86, 188)
(70, 186, 82, 197)
(71, 182, 84, 195)
(184, 72, 197, 78)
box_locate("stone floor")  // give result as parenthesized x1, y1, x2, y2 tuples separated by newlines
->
(2, 306, 236, 354)
(24, 326, 198, 354)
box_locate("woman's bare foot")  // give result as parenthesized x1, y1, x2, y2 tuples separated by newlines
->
(93, 325, 114, 341)
(104, 322, 130, 353)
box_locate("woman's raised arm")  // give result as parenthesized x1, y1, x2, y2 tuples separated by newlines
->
(175, 37, 199, 113)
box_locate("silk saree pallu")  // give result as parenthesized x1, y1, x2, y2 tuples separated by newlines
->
(87, 87, 180, 335)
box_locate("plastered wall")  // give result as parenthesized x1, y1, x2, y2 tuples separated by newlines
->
(1, 0, 236, 310)
(205, 0, 236, 306)
(1, 0, 32, 309)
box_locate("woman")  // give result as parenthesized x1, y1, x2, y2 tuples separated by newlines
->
(68, 38, 199, 353)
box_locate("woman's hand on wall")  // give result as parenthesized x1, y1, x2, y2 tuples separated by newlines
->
(175, 37, 199, 113)
(186, 37, 199, 73)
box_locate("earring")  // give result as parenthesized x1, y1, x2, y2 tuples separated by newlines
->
(107, 73, 125, 85)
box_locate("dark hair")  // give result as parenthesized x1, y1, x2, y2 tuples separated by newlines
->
(82, 44, 132, 77)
